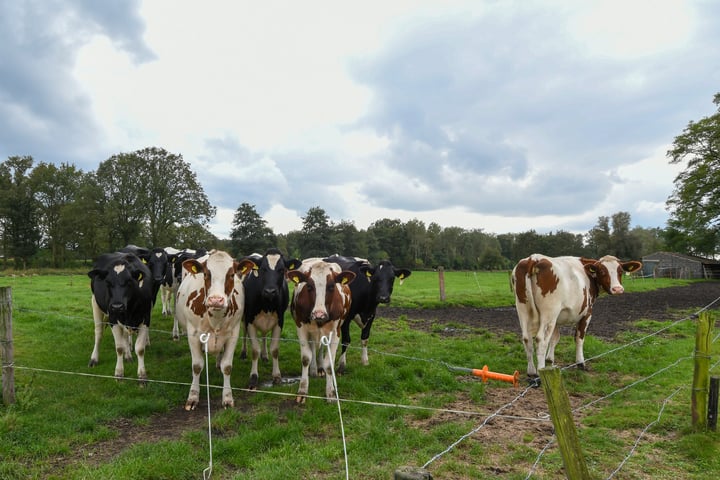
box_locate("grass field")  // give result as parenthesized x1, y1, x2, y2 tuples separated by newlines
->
(0, 271, 718, 479)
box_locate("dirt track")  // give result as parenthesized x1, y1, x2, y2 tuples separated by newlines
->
(380, 281, 720, 339)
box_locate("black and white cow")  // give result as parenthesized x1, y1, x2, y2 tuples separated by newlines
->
(239, 248, 300, 389)
(161, 248, 208, 339)
(323, 254, 411, 374)
(119, 244, 171, 304)
(88, 251, 155, 382)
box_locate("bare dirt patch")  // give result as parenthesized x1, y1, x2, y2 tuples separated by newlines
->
(380, 281, 720, 339)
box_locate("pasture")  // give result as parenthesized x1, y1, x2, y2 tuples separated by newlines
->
(1, 271, 719, 479)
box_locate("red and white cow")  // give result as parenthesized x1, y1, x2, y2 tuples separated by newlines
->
(175, 250, 254, 410)
(511, 254, 642, 377)
(288, 259, 355, 403)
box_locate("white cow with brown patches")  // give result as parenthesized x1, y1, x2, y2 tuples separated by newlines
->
(288, 259, 355, 403)
(175, 250, 254, 410)
(511, 254, 642, 378)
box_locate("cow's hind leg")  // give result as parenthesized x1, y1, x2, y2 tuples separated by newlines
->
(546, 324, 561, 367)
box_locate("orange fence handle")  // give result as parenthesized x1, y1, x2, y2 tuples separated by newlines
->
(448, 364, 520, 387)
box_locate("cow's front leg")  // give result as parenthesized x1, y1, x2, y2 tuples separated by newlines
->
(270, 324, 282, 384)
(110, 324, 127, 379)
(89, 297, 105, 367)
(134, 324, 149, 384)
(248, 323, 262, 389)
(185, 336, 204, 411)
(296, 327, 312, 404)
(321, 323, 340, 402)
(575, 315, 591, 370)
(219, 331, 240, 408)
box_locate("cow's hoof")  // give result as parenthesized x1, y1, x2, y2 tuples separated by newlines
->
(239, 351, 247, 360)
(88, 359, 98, 367)
(222, 400, 234, 409)
(577, 363, 587, 371)
(248, 374, 258, 390)
(528, 376, 541, 388)
(272, 375, 282, 385)
(185, 402, 197, 411)
(295, 395, 307, 405)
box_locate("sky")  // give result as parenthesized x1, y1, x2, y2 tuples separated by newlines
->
(2, 0, 719, 240)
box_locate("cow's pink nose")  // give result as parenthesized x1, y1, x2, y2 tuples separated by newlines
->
(611, 286, 625, 294)
(311, 309, 328, 322)
(207, 295, 226, 308)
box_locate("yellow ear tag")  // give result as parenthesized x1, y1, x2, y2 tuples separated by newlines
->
(138, 273, 143, 281)
(192, 265, 199, 274)
(290, 274, 300, 284)
(365, 271, 372, 279)
(399, 273, 406, 280)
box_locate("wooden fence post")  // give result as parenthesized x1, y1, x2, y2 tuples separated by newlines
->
(1, 286, 15, 405)
(538, 367, 590, 480)
(437, 266, 446, 302)
(692, 311, 713, 431)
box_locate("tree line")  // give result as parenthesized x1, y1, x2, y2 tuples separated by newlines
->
(2, 94, 719, 270)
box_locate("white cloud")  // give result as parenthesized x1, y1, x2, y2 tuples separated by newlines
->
(2, 0, 719, 242)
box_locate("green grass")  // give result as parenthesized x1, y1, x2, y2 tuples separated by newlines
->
(0, 271, 718, 479)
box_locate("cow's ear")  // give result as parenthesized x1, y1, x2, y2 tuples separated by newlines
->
(339, 271, 356, 285)
(287, 258, 302, 270)
(396, 269, 412, 282)
(584, 263, 598, 277)
(622, 261, 642, 273)
(236, 259, 255, 277)
(287, 270, 304, 285)
(183, 259, 202, 276)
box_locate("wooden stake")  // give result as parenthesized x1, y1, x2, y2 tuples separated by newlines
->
(0, 286, 15, 405)
(539, 367, 590, 480)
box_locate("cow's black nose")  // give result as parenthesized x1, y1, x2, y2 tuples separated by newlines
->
(110, 302, 125, 312)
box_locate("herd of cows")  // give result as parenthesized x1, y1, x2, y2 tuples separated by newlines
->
(86, 246, 641, 410)
(87, 246, 411, 410)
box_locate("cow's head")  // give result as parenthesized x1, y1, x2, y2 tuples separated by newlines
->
(89, 255, 147, 321)
(245, 248, 301, 305)
(182, 250, 255, 316)
(582, 256, 642, 295)
(288, 261, 355, 325)
(147, 247, 170, 283)
(367, 260, 411, 304)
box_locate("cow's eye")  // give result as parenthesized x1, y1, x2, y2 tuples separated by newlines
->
(326, 283, 335, 293)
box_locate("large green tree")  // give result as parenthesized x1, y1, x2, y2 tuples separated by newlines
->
(666, 93, 720, 256)
(95, 147, 216, 249)
(230, 202, 276, 257)
(0, 156, 40, 268)
(29, 162, 84, 267)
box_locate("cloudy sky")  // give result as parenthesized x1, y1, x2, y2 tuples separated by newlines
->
(2, 1, 719, 239)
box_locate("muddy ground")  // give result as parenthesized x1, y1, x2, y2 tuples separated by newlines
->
(384, 280, 720, 339)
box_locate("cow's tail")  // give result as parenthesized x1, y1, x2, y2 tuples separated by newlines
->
(512, 257, 540, 330)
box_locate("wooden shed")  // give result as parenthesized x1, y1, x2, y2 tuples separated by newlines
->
(641, 252, 720, 279)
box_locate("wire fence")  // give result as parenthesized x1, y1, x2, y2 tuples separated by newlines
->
(3, 289, 720, 479)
